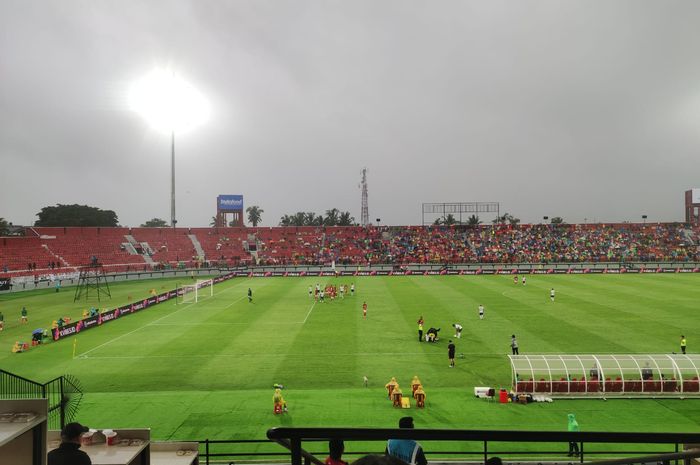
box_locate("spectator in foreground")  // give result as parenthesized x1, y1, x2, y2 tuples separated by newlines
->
(386, 416, 427, 465)
(325, 439, 348, 465)
(48, 422, 92, 465)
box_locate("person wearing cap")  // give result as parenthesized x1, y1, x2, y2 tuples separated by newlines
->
(48, 422, 92, 465)
(386, 416, 427, 465)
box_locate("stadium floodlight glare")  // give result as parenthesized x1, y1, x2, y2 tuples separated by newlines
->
(128, 69, 209, 135)
(129, 69, 210, 227)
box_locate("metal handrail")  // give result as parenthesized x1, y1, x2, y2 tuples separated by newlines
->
(590, 448, 700, 465)
(265, 428, 700, 465)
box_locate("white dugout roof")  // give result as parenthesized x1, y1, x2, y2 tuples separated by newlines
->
(509, 354, 700, 396)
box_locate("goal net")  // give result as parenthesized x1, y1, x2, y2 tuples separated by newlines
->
(176, 278, 214, 304)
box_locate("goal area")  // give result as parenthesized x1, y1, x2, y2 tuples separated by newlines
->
(176, 279, 214, 304)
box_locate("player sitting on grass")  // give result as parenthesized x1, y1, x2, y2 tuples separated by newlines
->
(426, 327, 440, 342)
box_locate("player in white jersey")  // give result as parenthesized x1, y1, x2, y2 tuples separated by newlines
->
(350, 283, 355, 296)
(319, 290, 325, 302)
(550, 288, 555, 302)
(522, 276, 526, 286)
(339, 285, 345, 298)
(308, 286, 313, 298)
(452, 323, 463, 338)
(478, 304, 485, 319)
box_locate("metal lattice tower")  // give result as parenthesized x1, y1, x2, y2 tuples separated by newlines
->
(360, 168, 369, 226)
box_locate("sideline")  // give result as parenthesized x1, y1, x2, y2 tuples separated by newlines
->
(76, 279, 254, 358)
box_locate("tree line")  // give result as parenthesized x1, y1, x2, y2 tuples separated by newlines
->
(433, 213, 565, 226)
(279, 208, 355, 226)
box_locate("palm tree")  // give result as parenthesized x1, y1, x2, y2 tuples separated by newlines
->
(304, 212, 317, 225)
(210, 216, 218, 227)
(467, 215, 481, 226)
(550, 217, 565, 225)
(292, 212, 306, 226)
(493, 213, 519, 225)
(338, 211, 355, 226)
(279, 215, 292, 226)
(443, 214, 457, 225)
(246, 206, 264, 227)
(324, 208, 340, 226)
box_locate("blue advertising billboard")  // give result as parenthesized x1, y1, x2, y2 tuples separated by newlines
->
(217, 195, 244, 211)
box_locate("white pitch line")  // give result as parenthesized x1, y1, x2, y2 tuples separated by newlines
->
(81, 352, 454, 360)
(302, 301, 316, 324)
(75, 301, 195, 358)
(150, 322, 303, 326)
(75, 280, 266, 358)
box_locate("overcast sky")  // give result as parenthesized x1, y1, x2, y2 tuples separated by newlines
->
(1, 0, 699, 227)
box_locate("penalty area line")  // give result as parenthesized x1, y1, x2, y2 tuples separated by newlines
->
(302, 301, 316, 324)
(74, 301, 195, 359)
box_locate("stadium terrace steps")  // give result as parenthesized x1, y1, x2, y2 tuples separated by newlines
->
(188, 234, 206, 259)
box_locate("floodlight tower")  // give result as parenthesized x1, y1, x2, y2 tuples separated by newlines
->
(360, 168, 369, 226)
(129, 69, 209, 228)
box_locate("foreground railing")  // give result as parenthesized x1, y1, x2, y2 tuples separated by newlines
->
(0, 369, 83, 429)
(262, 428, 700, 465)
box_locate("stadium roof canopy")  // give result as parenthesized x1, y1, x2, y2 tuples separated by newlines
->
(508, 354, 700, 398)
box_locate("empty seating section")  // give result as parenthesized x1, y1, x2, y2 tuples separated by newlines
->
(190, 227, 250, 265)
(0, 237, 57, 272)
(33, 227, 145, 270)
(2, 223, 699, 276)
(130, 228, 196, 264)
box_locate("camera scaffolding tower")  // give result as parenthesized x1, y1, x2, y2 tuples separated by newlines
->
(73, 262, 111, 302)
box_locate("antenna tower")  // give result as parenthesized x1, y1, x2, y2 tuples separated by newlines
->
(360, 168, 369, 226)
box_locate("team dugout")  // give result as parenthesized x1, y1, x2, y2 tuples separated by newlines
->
(509, 354, 700, 398)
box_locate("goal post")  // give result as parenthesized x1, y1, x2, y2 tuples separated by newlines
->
(176, 278, 214, 304)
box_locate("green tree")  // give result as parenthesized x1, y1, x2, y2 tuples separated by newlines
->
(210, 216, 218, 227)
(338, 211, 355, 226)
(0, 217, 9, 236)
(492, 213, 519, 225)
(304, 212, 318, 226)
(292, 212, 307, 226)
(279, 215, 292, 226)
(246, 206, 264, 227)
(35, 204, 119, 227)
(467, 215, 481, 226)
(140, 218, 168, 227)
(550, 217, 565, 225)
(324, 208, 340, 226)
(443, 214, 457, 225)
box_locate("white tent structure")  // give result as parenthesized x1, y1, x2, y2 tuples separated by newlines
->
(509, 354, 700, 398)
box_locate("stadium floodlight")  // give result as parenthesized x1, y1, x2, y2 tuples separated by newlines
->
(128, 68, 210, 227)
(128, 69, 209, 135)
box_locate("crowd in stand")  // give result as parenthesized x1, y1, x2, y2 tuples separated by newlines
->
(254, 223, 699, 266)
(2, 223, 699, 275)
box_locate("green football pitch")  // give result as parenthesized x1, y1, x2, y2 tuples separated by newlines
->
(1, 274, 699, 448)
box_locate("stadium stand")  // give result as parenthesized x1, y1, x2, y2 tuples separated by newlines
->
(2, 223, 699, 278)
